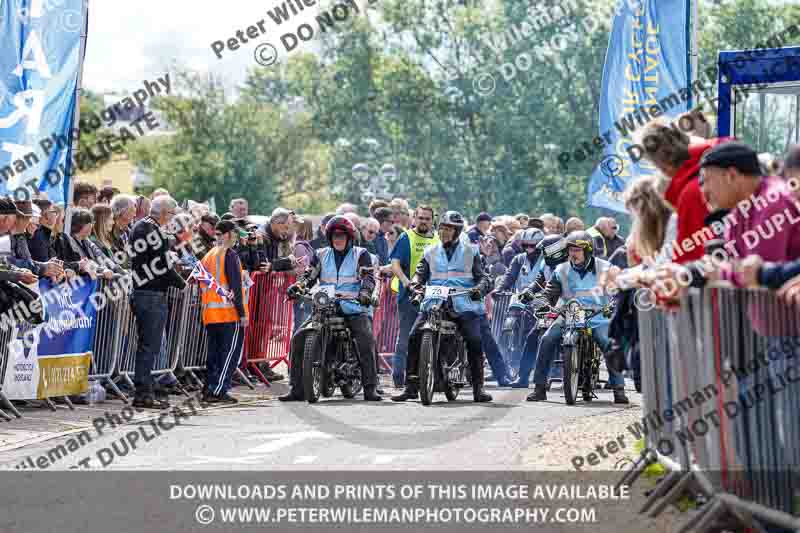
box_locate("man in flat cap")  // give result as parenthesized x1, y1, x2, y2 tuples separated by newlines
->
(695, 142, 800, 287)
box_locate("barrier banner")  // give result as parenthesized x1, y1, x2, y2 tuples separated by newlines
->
(586, 0, 690, 212)
(0, 0, 86, 204)
(2, 278, 96, 399)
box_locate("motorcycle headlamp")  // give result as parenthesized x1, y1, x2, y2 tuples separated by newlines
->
(567, 300, 582, 316)
(314, 291, 331, 307)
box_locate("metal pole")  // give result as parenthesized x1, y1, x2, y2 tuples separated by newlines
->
(686, 0, 699, 110)
(63, 0, 89, 232)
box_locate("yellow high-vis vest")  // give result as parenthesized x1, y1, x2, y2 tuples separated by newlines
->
(391, 229, 439, 293)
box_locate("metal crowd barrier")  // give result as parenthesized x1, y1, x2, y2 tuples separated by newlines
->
(243, 271, 294, 386)
(175, 281, 210, 389)
(0, 323, 17, 420)
(622, 286, 800, 531)
(372, 277, 398, 373)
(488, 291, 513, 343)
(113, 286, 183, 395)
(90, 278, 132, 402)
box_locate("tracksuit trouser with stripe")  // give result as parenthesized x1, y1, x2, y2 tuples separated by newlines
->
(206, 322, 245, 396)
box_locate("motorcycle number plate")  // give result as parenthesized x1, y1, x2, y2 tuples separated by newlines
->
(425, 286, 450, 299)
(310, 285, 336, 298)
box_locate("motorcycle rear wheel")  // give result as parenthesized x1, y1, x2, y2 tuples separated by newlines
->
(419, 331, 436, 406)
(302, 333, 323, 404)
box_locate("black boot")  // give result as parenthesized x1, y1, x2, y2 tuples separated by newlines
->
(278, 389, 304, 402)
(473, 387, 492, 402)
(364, 385, 383, 401)
(391, 384, 418, 402)
(614, 388, 630, 404)
(527, 384, 547, 401)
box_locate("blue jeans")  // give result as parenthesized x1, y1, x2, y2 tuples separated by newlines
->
(516, 328, 541, 386)
(479, 316, 510, 384)
(393, 297, 418, 386)
(533, 321, 623, 387)
(131, 290, 169, 394)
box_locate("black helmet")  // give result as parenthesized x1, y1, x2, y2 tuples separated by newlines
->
(565, 230, 594, 266)
(439, 211, 464, 241)
(538, 235, 568, 267)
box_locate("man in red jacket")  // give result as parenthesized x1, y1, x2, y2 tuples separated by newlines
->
(637, 119, 730, 264)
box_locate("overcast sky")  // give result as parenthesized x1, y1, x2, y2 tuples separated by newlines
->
(82, 0, 325, 96)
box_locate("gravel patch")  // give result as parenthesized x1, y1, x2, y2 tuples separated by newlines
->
(521, 394, 687, 532)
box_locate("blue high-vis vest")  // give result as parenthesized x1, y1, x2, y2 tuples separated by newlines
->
(318, 246, 367, 316)
(554, 258, 612, 327)
(514, 254, 545, 293)
(421, 241, 485, 316)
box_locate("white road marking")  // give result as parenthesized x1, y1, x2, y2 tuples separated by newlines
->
(293, 455, 317, 464)
(372, 455, 395, 465)
(177, 454, 273, 466)
(247, 431, 333, 454)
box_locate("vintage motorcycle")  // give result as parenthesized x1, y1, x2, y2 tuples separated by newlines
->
(532, 305, 562, 391)
(294, 286, 368, 403)
(544, 299, 612, 405)
(498, 292, 535, 379)
(412, 286, 471, 406)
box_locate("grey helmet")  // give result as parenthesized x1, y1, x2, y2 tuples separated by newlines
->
(439, 211, 465, 240)
(520, 228, 544, 247)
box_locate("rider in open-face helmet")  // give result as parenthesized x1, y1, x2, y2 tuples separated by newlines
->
(523, 230, 628, 404)
(392, 210, 496, 403)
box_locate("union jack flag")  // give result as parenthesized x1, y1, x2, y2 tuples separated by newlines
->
(190, 262, 233, 301)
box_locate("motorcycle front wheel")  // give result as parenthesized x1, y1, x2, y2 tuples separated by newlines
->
(444, 336, 465, 402)
(302, 333, 323, 404)
(419, 331, 436, 406)
(563, 343, 580, 406)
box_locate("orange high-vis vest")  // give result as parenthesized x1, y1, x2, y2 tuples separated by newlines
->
(201, 246, 250, 326)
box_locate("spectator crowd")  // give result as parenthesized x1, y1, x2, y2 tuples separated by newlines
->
(2, 107, 800, 409)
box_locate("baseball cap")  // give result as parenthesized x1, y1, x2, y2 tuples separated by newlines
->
(476, 212, 492, 223)
(215, 220, 238, 235)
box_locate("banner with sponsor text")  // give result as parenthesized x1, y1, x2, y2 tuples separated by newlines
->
(586, 0, 690, 212)
(2, 277, 96, 399)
